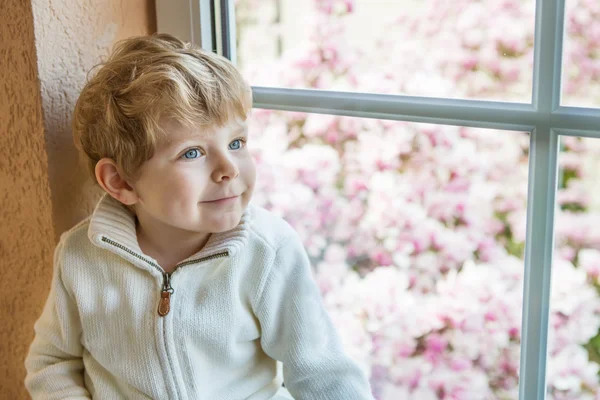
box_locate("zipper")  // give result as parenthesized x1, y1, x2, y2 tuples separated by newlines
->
(158, 273, 174, 317)
(101, 236, 229, 400)
(100, 236, 228, 316)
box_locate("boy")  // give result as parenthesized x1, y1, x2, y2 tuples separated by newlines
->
(24, 33, 374, 400)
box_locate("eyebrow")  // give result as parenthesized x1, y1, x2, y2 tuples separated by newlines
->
(230, 125, 248, 135)
(166, 125, 248, 151)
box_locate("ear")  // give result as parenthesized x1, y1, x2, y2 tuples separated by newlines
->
(95, 158, 139, 206)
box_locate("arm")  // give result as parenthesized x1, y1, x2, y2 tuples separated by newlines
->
(24, 237, 91, 399)
(255, 234, 374, 400)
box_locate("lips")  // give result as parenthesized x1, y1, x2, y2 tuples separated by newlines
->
(202, 195, 239, 203)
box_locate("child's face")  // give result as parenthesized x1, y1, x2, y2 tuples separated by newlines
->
(130, 116, 256, 235)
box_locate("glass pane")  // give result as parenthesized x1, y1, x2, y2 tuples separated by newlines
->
(561, 1, 600, 108)
(235, 0, 536, 103)
(548, 136, 600, 399)
(248, 108, 530, 398)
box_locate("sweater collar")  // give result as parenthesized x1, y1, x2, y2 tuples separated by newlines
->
(87, 193, 251, 269)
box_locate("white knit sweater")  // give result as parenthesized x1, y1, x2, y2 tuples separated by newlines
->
(25, 194, 374, 400)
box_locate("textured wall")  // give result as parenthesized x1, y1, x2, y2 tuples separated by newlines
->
(0, 0, 55, 395)
(33, 0, 157, 240)
(0, 1, 155, 397)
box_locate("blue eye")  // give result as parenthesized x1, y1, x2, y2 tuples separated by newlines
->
(183, 149, 200, 159)
(229, 139, 243, 150)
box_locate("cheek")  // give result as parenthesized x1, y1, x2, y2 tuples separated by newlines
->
(167, 168, 209, 189)
(241, 157, 257, 187)
(139, 169, 203, 204)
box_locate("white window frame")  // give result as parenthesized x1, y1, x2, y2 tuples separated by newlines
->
(156, 0, 600, 398)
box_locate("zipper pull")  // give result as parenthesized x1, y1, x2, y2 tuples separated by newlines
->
(158, 273, 174, 317)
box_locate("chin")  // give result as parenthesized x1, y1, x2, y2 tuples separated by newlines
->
(207, 214, 242, 233)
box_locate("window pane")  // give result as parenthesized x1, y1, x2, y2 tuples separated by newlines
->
(548, 136, 600, 399)
(561, 1, 600, 108)
(248, 108, 530, 398)
(235, 0, 535, 103)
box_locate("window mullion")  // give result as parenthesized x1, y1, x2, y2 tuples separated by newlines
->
(252, 86, 539, 130)
(252, 87, 600, 133)
(218, 0, 236, 62)
(532, 0, 566, 112)
(194, 0, 214, 52)
(520, 0, 566, 399)
(553, 106, 600, 134)
(519, 128, 559, 400)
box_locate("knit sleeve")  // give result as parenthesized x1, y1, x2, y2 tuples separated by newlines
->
(254, 234, 374, 400)
(24, 237, 91, 399)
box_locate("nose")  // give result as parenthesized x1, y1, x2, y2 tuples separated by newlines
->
(210, 151, 239, 182)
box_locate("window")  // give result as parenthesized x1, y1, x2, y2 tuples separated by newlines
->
(249, 112, 531, 398)
(548, 136, 600, 399)
(156, 0, 600, 398)
(561, 0, 600, 108)
(234, 0, 536, 102)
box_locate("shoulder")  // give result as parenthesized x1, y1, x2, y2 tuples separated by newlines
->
(244, 205, 310, 307)
(246, 203, 301, 252)
(54, 216, 99, 279)
(57, 216, 93, 256)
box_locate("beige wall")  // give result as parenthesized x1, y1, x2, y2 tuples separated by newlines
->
(0, 0, 156, 397)
(33, 0, 157, 239)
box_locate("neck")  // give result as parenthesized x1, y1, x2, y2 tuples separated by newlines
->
(135, 215, 211, 272)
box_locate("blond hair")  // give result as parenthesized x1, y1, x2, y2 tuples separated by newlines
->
(72, 33, 252, 184)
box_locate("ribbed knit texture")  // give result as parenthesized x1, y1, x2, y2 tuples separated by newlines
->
(24, 194, 374, 400)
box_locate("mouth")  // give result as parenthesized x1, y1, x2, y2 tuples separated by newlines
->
(201, 195, 240, 205)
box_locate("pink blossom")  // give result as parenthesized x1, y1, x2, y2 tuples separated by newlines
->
(236, 0, 600, 397)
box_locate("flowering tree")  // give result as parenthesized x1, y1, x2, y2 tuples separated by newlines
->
(236, 0, 600, 398)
